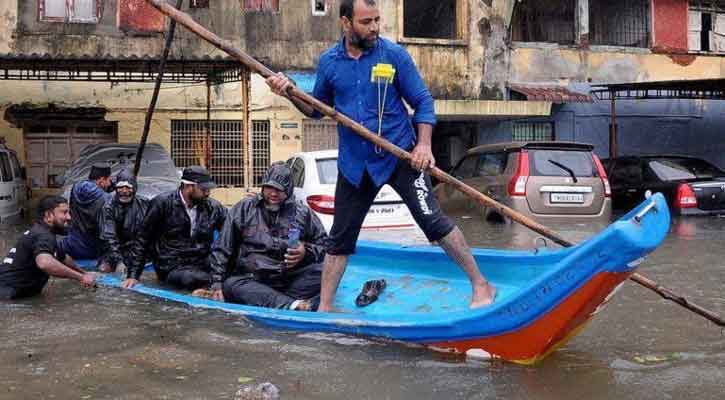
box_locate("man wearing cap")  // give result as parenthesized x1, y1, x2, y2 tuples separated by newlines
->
(209, 163, 327, 310)
(59, 163, 113, 260)
(123, 166, 227, 291)
(97, 169, 150, 275)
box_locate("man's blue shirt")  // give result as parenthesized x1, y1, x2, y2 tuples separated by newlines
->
(312, 37, 436, 187)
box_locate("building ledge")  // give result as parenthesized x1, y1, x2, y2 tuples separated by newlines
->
(434, 100, 552, 120)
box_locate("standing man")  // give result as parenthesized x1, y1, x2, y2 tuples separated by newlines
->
(60, 163, 113, 260)
(210, 163, 327, 310)
(0, 196, 96, 300)
(97, 169, 150, 274)
(267, 0, 496, 312)
(123, 166, 227, 291)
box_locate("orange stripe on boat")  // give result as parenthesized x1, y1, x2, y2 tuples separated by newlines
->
(430, 271, 632, 364)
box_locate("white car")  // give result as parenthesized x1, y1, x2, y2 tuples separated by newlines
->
(286, 150, 418, 233)
(0, 144, 29, 223)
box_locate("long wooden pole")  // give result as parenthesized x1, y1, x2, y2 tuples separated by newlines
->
(145, 0, 725, 327)
(134, 0, 184, 178)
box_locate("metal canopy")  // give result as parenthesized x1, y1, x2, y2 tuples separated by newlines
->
(592, 79, 725, 100)
(0, 54, 245, 83)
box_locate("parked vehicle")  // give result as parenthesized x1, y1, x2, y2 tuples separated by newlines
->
(0, 144, 29, 222)
(61, 143, 180, 200)
(437, 141, 612, 223)
(285, 150, 417, 233)
(602, 155, 725, 215)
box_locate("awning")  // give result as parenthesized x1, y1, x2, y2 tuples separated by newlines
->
(591, 78, 725, 100)
(0, 53, 245, 84)
(508, 84, 593, 103)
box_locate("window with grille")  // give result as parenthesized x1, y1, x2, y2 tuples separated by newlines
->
(512, 122, 555, 142)
(244, 0, 279, 12)
(171, 120, 245, 187)
(689, 1, 725, 51)
(39, 0, 101, 23)
(190, 0, 210, 8)
(312, 0, 327, 16)
(590, 0, 650, 47)
(252, 120, 271, 186)
(510, 0, 576, 44)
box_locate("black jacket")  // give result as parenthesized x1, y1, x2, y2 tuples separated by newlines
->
(98, 194, 150, 271)
(129, 190, 227, 280)
(210, 191, 327, 290)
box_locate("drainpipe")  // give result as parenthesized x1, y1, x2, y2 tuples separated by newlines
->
(609, 94, 617, 159)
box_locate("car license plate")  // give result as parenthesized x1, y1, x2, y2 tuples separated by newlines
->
(368, 203, 402, 215)
(550, 193, 584, 203)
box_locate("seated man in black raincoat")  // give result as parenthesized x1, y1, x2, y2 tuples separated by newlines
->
(97, 169, 150, 275)
(123, 166, 227, 291)
(209, 163, 327, 311)
(59, 164, 113, 260)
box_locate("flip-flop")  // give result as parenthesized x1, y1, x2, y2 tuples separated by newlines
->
(355, 279, 387, 307)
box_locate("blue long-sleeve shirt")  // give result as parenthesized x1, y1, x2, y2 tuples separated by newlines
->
(312, 37, 436, 187)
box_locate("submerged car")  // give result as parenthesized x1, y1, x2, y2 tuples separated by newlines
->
(0, 143, 29, 223)
(286, 150, 417, 233)
(603, 155, 725, 215)
(60, 143, 180, 200)
(437, 141, 612, 223)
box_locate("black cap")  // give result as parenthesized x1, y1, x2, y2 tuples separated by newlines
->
(181, 165, 217, 190)
(89, 163, 112, 180)
(261, 162, 292, 197)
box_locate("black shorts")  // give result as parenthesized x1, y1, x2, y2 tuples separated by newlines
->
(327, 159, 455, 255)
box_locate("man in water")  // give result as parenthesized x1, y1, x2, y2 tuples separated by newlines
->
(0, 195, 96, 300)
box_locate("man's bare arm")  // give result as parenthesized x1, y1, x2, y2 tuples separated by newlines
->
(266, 73, 317, 117)
(36, 254, 96, 287)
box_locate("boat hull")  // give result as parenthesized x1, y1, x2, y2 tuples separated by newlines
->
(83, 193, 670, 363)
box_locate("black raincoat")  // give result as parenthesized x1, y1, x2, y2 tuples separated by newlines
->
(98, 172, 150, 271)
(128, 189, 227, 280)
(210, 164, 327, 290)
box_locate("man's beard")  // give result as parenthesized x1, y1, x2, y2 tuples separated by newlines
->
(191, 195, 206, 206)
(117, 193, 134, 204)
(350, 29, 377, 50)
(50, 222, 68, 235)
(264, 202, 281, 213)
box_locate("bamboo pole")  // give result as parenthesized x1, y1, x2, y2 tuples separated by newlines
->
(145, 0, 725, 327)
(134, 0, 184, 178)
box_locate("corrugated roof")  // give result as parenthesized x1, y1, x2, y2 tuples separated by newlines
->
(509, 84, 593, 103)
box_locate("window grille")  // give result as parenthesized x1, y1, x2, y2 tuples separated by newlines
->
(251, 120, 271, 186)
(190, 0, 210, 8)
(590, 0, 650, 47)
(39, 0, 100, 23)
(171, 120, 245, 187)
(510, 0, 576, 44)
(513, 122, 555, 142)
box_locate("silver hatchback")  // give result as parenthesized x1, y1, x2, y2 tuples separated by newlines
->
(436, 142, 612, 223)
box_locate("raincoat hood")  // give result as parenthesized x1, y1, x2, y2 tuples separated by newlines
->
(260, 163, 294, 198)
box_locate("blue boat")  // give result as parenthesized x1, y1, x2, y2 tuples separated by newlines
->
(79, 193, 670, 364)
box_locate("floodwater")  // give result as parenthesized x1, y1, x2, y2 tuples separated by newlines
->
(2, 213, 724, 400)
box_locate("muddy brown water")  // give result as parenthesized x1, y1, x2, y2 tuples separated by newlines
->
(1, 213, 724, 399)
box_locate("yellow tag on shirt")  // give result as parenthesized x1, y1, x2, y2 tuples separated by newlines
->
(371, 63, 396, 83)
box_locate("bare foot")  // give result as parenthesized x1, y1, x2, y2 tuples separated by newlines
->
(98, 261, 113, 273)
(191, 288, 213, 299)
(470, 282, 496, 309)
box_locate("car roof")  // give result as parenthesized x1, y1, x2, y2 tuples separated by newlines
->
(291, 149, 338, 160)
(466, 141, 594, 155)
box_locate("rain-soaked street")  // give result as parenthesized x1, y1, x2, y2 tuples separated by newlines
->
(1, 213, 724, 400)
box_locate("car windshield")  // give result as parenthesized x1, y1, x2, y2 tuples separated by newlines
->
(648, 158, 724, 181)
(316, 158, 338, 184)
(529, 150, 596, 177)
